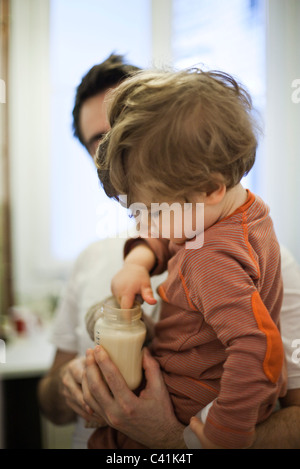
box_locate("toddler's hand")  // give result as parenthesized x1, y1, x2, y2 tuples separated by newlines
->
(112, 263, 157, 309)
(189, 417, 224, 449)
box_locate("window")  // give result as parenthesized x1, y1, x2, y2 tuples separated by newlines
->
(172, 0, 266, 192)
(50, 0, 151, 262)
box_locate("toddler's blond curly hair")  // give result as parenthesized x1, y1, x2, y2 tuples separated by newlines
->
(96, 67, 260, 206)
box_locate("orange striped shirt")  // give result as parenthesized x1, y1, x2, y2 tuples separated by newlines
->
(134, 191, 286, 449)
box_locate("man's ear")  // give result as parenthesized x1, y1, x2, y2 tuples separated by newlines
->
(205, 184, 226, 205)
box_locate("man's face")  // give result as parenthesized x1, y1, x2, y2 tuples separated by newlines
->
(79, 90, 111, 158)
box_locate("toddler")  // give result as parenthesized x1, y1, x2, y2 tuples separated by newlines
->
(91, 68, 286, 449)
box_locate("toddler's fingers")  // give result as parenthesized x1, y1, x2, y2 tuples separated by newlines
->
(120, 293, 136, 309)
(189, 416, 203, 437)
(141, 285, 157, 305)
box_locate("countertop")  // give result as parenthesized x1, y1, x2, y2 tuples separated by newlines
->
(0, 327, 55, 380)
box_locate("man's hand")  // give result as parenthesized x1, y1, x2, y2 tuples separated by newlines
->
(82, 346, 186, 448)
(60, 356, 106, 427)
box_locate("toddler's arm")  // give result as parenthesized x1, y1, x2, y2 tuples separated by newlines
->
(112, 243, 158, 309)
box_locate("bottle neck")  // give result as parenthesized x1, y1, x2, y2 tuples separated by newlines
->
(102, 297, 142, 325)
(103, 313, 141, 327)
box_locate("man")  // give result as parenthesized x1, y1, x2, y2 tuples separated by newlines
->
(37, 54, 142, 448)
(38, 54, 300, 449)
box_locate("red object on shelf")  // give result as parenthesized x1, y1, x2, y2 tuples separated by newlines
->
(15, 318, 26, 334)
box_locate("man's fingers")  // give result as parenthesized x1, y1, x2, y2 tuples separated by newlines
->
(61, 367, 86, 409)
(65, 397, 94, 421)
(93, 345, 136, 403)
(62, 378, 85, 408)
(82, 349, 110, 415)
(141, 348, 165, 394)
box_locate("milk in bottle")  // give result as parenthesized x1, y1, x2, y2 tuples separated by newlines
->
(94, 296, 146, 390)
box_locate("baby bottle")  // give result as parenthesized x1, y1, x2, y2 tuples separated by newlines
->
(94, 296, 146, 390)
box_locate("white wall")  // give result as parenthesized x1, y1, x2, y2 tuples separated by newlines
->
(9, 0, 54, 302)
(151, 0, 172, 66)
(262, 0, 300, 263)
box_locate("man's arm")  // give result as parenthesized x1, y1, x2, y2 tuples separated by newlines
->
(38, 350, 77, 425)
(188, 388, 300, 449)
(250, 388, 300, 449)
(38, 348, 108, 428)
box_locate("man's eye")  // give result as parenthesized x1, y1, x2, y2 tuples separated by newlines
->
(94, 133, 105, 142)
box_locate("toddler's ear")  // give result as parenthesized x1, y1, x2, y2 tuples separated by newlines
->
(205, 184, 226, 205)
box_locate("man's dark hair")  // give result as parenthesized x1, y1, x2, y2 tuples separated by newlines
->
(72, 53, 140, 146)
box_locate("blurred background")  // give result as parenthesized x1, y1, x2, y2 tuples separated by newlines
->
(0, 0, 300, 448)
